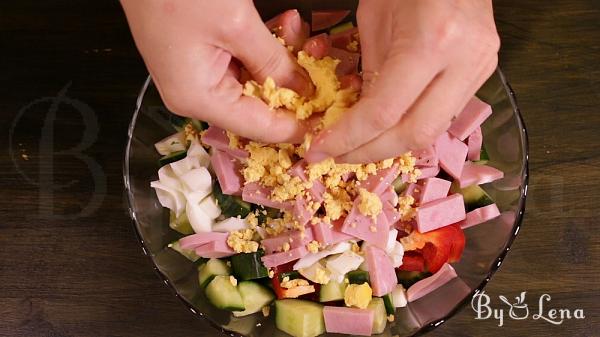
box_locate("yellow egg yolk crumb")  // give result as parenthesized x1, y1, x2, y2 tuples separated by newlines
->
(227, 229, 259, 253)
(357, 188, 383, 220)
(344, 283, 373, 309)
(398, 195, 416, 221)
(306, 240, 320, 253)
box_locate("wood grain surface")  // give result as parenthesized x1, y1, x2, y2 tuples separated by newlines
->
(1, 1, 599, 336)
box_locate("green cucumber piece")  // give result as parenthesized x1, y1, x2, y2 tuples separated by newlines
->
(279, 271, 301, 282)
(392, 176, 407, 194)
(329, 21, 354, 34)
(189, 119, 208, 132)
(256, 206, 282, 224)
(233, 281, 275, 317)
(275, 299, 325, 337)
(319, 280, 347, 302)
(382, 294, 395, 315)
(451, 181, 495, 212)
(198, 258, 231, 288)
(475, 145, 490, 165)
(205, 275, 245, 311)
(396, 270, 432, 289)
(158, 150, 187, 167)
(168, 240, 202, 263)
(231, 252, 269, 281)
(368, 298, 387, 335)
(213, 182, 252, 218)
(168, 210, 194, 235)
(347, 270, 370, 285)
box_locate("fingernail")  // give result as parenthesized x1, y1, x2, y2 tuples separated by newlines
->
(304, 151, 329, 163)
(290, 10, 302, 34)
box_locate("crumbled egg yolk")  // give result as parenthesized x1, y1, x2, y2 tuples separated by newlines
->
(227, 229, 259, 253)
(398, 195, 416, 221)
(344, 283, 373, 309)
(314, 265, 331, 284)
(306, 240, 320, 253)
(183, 122, 198, 142)
(357, 188, 383, 220)
(245, 212, 259, 228)
(280, 278, 310, 289)
(346, 40, 359, 52)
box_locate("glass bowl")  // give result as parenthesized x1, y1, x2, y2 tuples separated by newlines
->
(123, 4, 528, 336)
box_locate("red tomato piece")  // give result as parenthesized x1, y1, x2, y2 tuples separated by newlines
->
(399, 251, 426, 272)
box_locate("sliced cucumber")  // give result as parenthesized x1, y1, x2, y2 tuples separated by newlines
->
(256, 206, 282, 224)
(392, 176, 407, 194)
(168, 210, 194, 235)
(347, 270, 370, 285)
(475, 145, 490, 165)
(213, 182, 252, 218)
(329, 21, 354, 34)
(368, 298, 387, 335)
(319, 280, 347, 302)
(231, 252, 269, 281)
(233, 281, 275, 317)
(205, 275, 245, 311)
(451, 181, 495, 212)
(275, 299, 325, 337)
(168, 240, 202, 263)
(159, 150, 187, 167)
(198, 258, 231, 288)
(396, 270, 432, 289)
(382, 293, 395, 315)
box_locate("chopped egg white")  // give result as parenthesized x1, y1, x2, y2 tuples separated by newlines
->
(293, 242, 352, 270)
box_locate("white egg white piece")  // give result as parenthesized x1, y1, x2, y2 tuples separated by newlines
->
(212, 217, 249, 233)
(293, 242, 352, 270)
(187, 137, 211, 164)
(326, 251, 364, 277)
(198, 195, 221, 220)
(392, 284, 408, 308)
(185, 200, 214, 233)
(157, 165, 182, 191)
(299, 261, 330, 284)
(389, 241, 405, 268)
(154, 131, 186, 156)
(179, 167, 212, 195)
(386, 229, 399, 253)
(150, 180, 186, 216)
(171, 154, 209, 177)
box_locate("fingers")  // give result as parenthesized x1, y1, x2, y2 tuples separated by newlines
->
(304, 49, 441, 163)
(335, 54, 498, 163)
(225, 8, 312, 96)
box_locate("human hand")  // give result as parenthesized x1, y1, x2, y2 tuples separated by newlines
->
(121, 0, 312, 143)
(305, 0, 500, 163)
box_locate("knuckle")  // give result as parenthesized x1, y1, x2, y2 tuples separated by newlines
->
(252, 49, 285, 79)
(160, 83, 203, 117)
(406, 126, 440, 150)
(428, 17, 461, 51)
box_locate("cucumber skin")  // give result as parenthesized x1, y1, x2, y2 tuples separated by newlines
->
(233, 281, 275, 317)
(231, 252, 269, 281)
(158, 150, 187, 167)
(275, 300, 325, 337)
(382, 294, 395, 315)
(347, 270, 370, 285)
(213, 183, 252, 218)
(396, 270, 432, 289)
(205, 275, 245, 311)
(198, 258, 231, 288)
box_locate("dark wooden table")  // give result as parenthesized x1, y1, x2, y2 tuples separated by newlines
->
(1, 1, 599, 336)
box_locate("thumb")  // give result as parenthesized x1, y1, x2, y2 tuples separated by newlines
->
(226, 9, 312, 96)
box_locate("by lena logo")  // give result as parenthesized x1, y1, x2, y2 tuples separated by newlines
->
(471, 290, 585, 327)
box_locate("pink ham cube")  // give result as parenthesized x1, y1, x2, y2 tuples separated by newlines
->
(194, 240, 235, 259)
(261, 246, 309, 268)
(358, 165, 400, 195)
(288, 160, 326, 203)
(418, 177, 451, 204)
(413, 146, 439, 167)
(415, 194, 466, 233)
(341, 199, 389, 249)
(288, 159, 308, 180)
(242, 183, 293, 211)
(311, 221, 356, 246)
(460, 203, 501, 229)
(323, 306, 374, 336)
(415, 165, 440, 180)
(448, 96, 493, 141)
(179, 232, 229, 250)
(434, 132, 468, 180)
(407, 263, 458, 302)
(457, 161, 504, 188)
(261, 230, 314, 254)
(292, 196, 316, 226)
(201, 126, 248, 159)
(366, 246, 398, 296)
(211, 150, 242, 195)
(402, 183, 421, 199)
(467, 127, 484, 161)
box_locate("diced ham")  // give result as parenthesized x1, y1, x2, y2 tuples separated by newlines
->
(401, 183, 421, 199)
(365, 246, 398, 296)
(383, 203, 400, 227)
(457, 161, 504, 188)
(308, 180, 326, 203)
(311, 10, 350, 31)
(201, 126, 248, 159)
(407, 263, 458, 302)
(418, 178, 451, 204)
(460, 204, 501, 229)
(323, 306, 374, 336)
(287, 160, 325, 203)
(179, 232, 229, 250)
(288, 159, 308, 180)
(379, 187, 398, 207)
(261, 230, 314, 254)
(242, 183, 293, 211)
(311, 221, 355, 246)
(210, 150, 242, 195)
(261, 246, 309, 268)
(416, 165, 440, 180)
(330, 27, 358, 49)
(293, 196, 314, 226)
(415, 194, 466, 233)
(194, 240, 235, 259)
(467, 127, 484, 161)
(413, 146, 439, 167)
(340, 199, 389, 249)
(339, 73, 363, 92)
(302, 33, 331, 59)
(434, 132, 468, 180)
(328, 47, 360, 76)
(358, 165, 400, 195)
(265, 9, 308, 52)
(448, 96, 493, 141)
